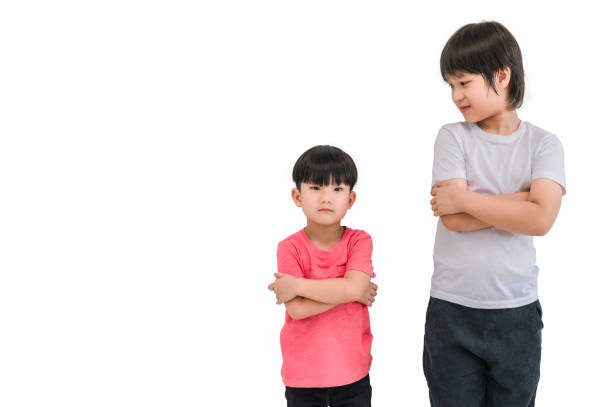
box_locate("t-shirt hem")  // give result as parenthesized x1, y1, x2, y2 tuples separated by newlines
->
(430, 289, 538, 309)
(282, 365, 371, 388)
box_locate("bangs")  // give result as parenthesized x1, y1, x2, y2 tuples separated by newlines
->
(292, 145, 357, 190)
(440, 26, 500, 90)
(299, 161, 354, 187)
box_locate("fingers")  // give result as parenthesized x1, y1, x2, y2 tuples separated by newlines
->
(431, 197, 439, 216)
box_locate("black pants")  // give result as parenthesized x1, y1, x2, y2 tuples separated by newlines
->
(285, 374, 372, 407)
(423, 297, 543, 407)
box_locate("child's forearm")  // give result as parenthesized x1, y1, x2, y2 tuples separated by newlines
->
(461, 191, 548, 235)
(295, 273, 368, 304)
(441, 192, 529, 232)
(285, 297, 337, 320)
(440, 213, 490, 232)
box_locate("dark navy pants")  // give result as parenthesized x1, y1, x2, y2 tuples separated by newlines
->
(423, 297, 543, 407)
(285, 374, 372, 407)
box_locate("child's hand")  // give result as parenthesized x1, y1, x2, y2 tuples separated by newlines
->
(357, 282, 378, 307)
(430, 180, 467, 216)
(268, 273, 299, 304)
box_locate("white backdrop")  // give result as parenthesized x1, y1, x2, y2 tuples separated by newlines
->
(1, 1, 610, 406)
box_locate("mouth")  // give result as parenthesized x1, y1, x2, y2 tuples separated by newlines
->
(459, 106, 470, 113)
(318, 209, 333, 213)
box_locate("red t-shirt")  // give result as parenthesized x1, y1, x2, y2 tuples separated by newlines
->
(277, 227, 375, 388)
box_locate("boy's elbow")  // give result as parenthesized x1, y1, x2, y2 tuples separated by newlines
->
(287, 309, 304, 320)
(285, 301, 305, 320)
(343, 270, 370, 302)
(532, 221, 553, 236)
(441, 216, 460, 232)
(530, 215, 555, 236)
(346, 285, 362, 302)
(344, 280, 368, 302)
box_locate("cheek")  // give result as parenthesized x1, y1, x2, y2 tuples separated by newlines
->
(337, 199, 352, 212)
(304, 199, 319, 210)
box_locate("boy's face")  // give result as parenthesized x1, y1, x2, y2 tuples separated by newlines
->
(291, 182, 356, 226)
(446, 70, 511, 123)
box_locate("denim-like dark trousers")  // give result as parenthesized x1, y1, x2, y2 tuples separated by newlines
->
(423, 297, 543, 407)
(285, 374, 372, 407)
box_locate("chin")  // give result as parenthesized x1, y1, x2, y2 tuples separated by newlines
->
(313, 217, 342, 226)
(461, 113, 478, 123)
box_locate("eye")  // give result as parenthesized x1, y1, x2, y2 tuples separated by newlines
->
(460, 81, 470, 87)
(334, 187, 343, 192)
(310, 186, 320, 190)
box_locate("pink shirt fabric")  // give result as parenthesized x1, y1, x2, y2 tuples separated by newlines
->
(277, 227, 375, 388)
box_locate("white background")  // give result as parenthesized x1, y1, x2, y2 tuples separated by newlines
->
(1, 1, 610, 406)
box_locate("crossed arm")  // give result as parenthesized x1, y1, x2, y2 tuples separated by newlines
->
(268, 270, 377, 320)
(430, 178, 563, 235)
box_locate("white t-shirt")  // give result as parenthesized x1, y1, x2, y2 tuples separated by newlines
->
(431, 121, 566, 309)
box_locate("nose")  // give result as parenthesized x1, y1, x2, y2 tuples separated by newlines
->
(321, 188, 333, 203)
(452, 87, 464, 104)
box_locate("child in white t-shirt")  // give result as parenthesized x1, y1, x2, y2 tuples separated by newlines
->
(425, 21, 565, 406)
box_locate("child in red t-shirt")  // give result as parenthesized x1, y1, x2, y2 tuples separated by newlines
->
(268, 145, 378, 407)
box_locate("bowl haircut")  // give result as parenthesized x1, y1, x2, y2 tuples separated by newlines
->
(441, 21, 525, 109)
(292, 145, 358, 191)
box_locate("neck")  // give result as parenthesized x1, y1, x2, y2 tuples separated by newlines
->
(304, 221, 345, 249)
(477, 109, 520, 135)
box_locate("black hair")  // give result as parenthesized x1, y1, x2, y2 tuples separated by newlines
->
(292, 145, 358, 191)
(440, 21, 525, 109)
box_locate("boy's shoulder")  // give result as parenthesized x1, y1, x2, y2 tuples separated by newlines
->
(276, 227, 372, 252)
(344, 227, 371, 242)
(522, 121, 560, 143)
(277, 229, 304, 250)
(438, 121, 560, 145)
(439, 121, 470, 134)
(435, 121, 472, 144)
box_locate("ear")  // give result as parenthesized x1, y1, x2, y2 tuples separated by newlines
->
(347, 190, 357, 209)
(496, 66, 512, 90)
(291, 188, 302, 207)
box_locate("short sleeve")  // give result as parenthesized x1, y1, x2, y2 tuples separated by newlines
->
(532, 134, 566, 195)
(346, 232, 375, 278)
(277, 240, 304, 278)
(432, 126, 467, 186)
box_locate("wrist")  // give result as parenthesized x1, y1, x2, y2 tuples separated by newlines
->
(457, 190, 471, 213)
(294, 278, 305, 297)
